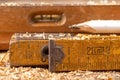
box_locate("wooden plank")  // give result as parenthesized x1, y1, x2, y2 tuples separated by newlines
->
(0, 33, 13, 50)
(1, 4, 120, 49)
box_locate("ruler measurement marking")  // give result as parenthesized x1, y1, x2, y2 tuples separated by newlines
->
(68, 47, 70, 65)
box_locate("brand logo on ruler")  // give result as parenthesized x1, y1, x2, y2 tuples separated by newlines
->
(87, 46, 110, 55)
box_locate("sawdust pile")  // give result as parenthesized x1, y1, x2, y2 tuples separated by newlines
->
(0, 51, 119, 80)
(0, 67, 120, 80)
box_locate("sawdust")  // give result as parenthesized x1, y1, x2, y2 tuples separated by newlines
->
(0, 51, 119, 80)
(0, 0, 119, 6)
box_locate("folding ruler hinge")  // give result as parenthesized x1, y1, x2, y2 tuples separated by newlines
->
(48, 40, 64, 72)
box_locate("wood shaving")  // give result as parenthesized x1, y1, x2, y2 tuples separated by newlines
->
(0, 51, 119, 80)
(0, 0, 119, 6)
(11, 33, 120, 42)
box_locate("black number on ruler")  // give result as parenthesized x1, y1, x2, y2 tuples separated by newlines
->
(87, 47, 105, 55)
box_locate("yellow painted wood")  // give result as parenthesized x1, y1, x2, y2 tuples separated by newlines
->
(53, 40, 118, 71)
(10, 40, 48, 66)
(9, 36, 120, 71)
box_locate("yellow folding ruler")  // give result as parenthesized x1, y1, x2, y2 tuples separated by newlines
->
(9, 33, 120, 72)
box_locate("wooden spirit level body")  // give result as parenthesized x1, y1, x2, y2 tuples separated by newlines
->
(1, 0, 120, 50)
